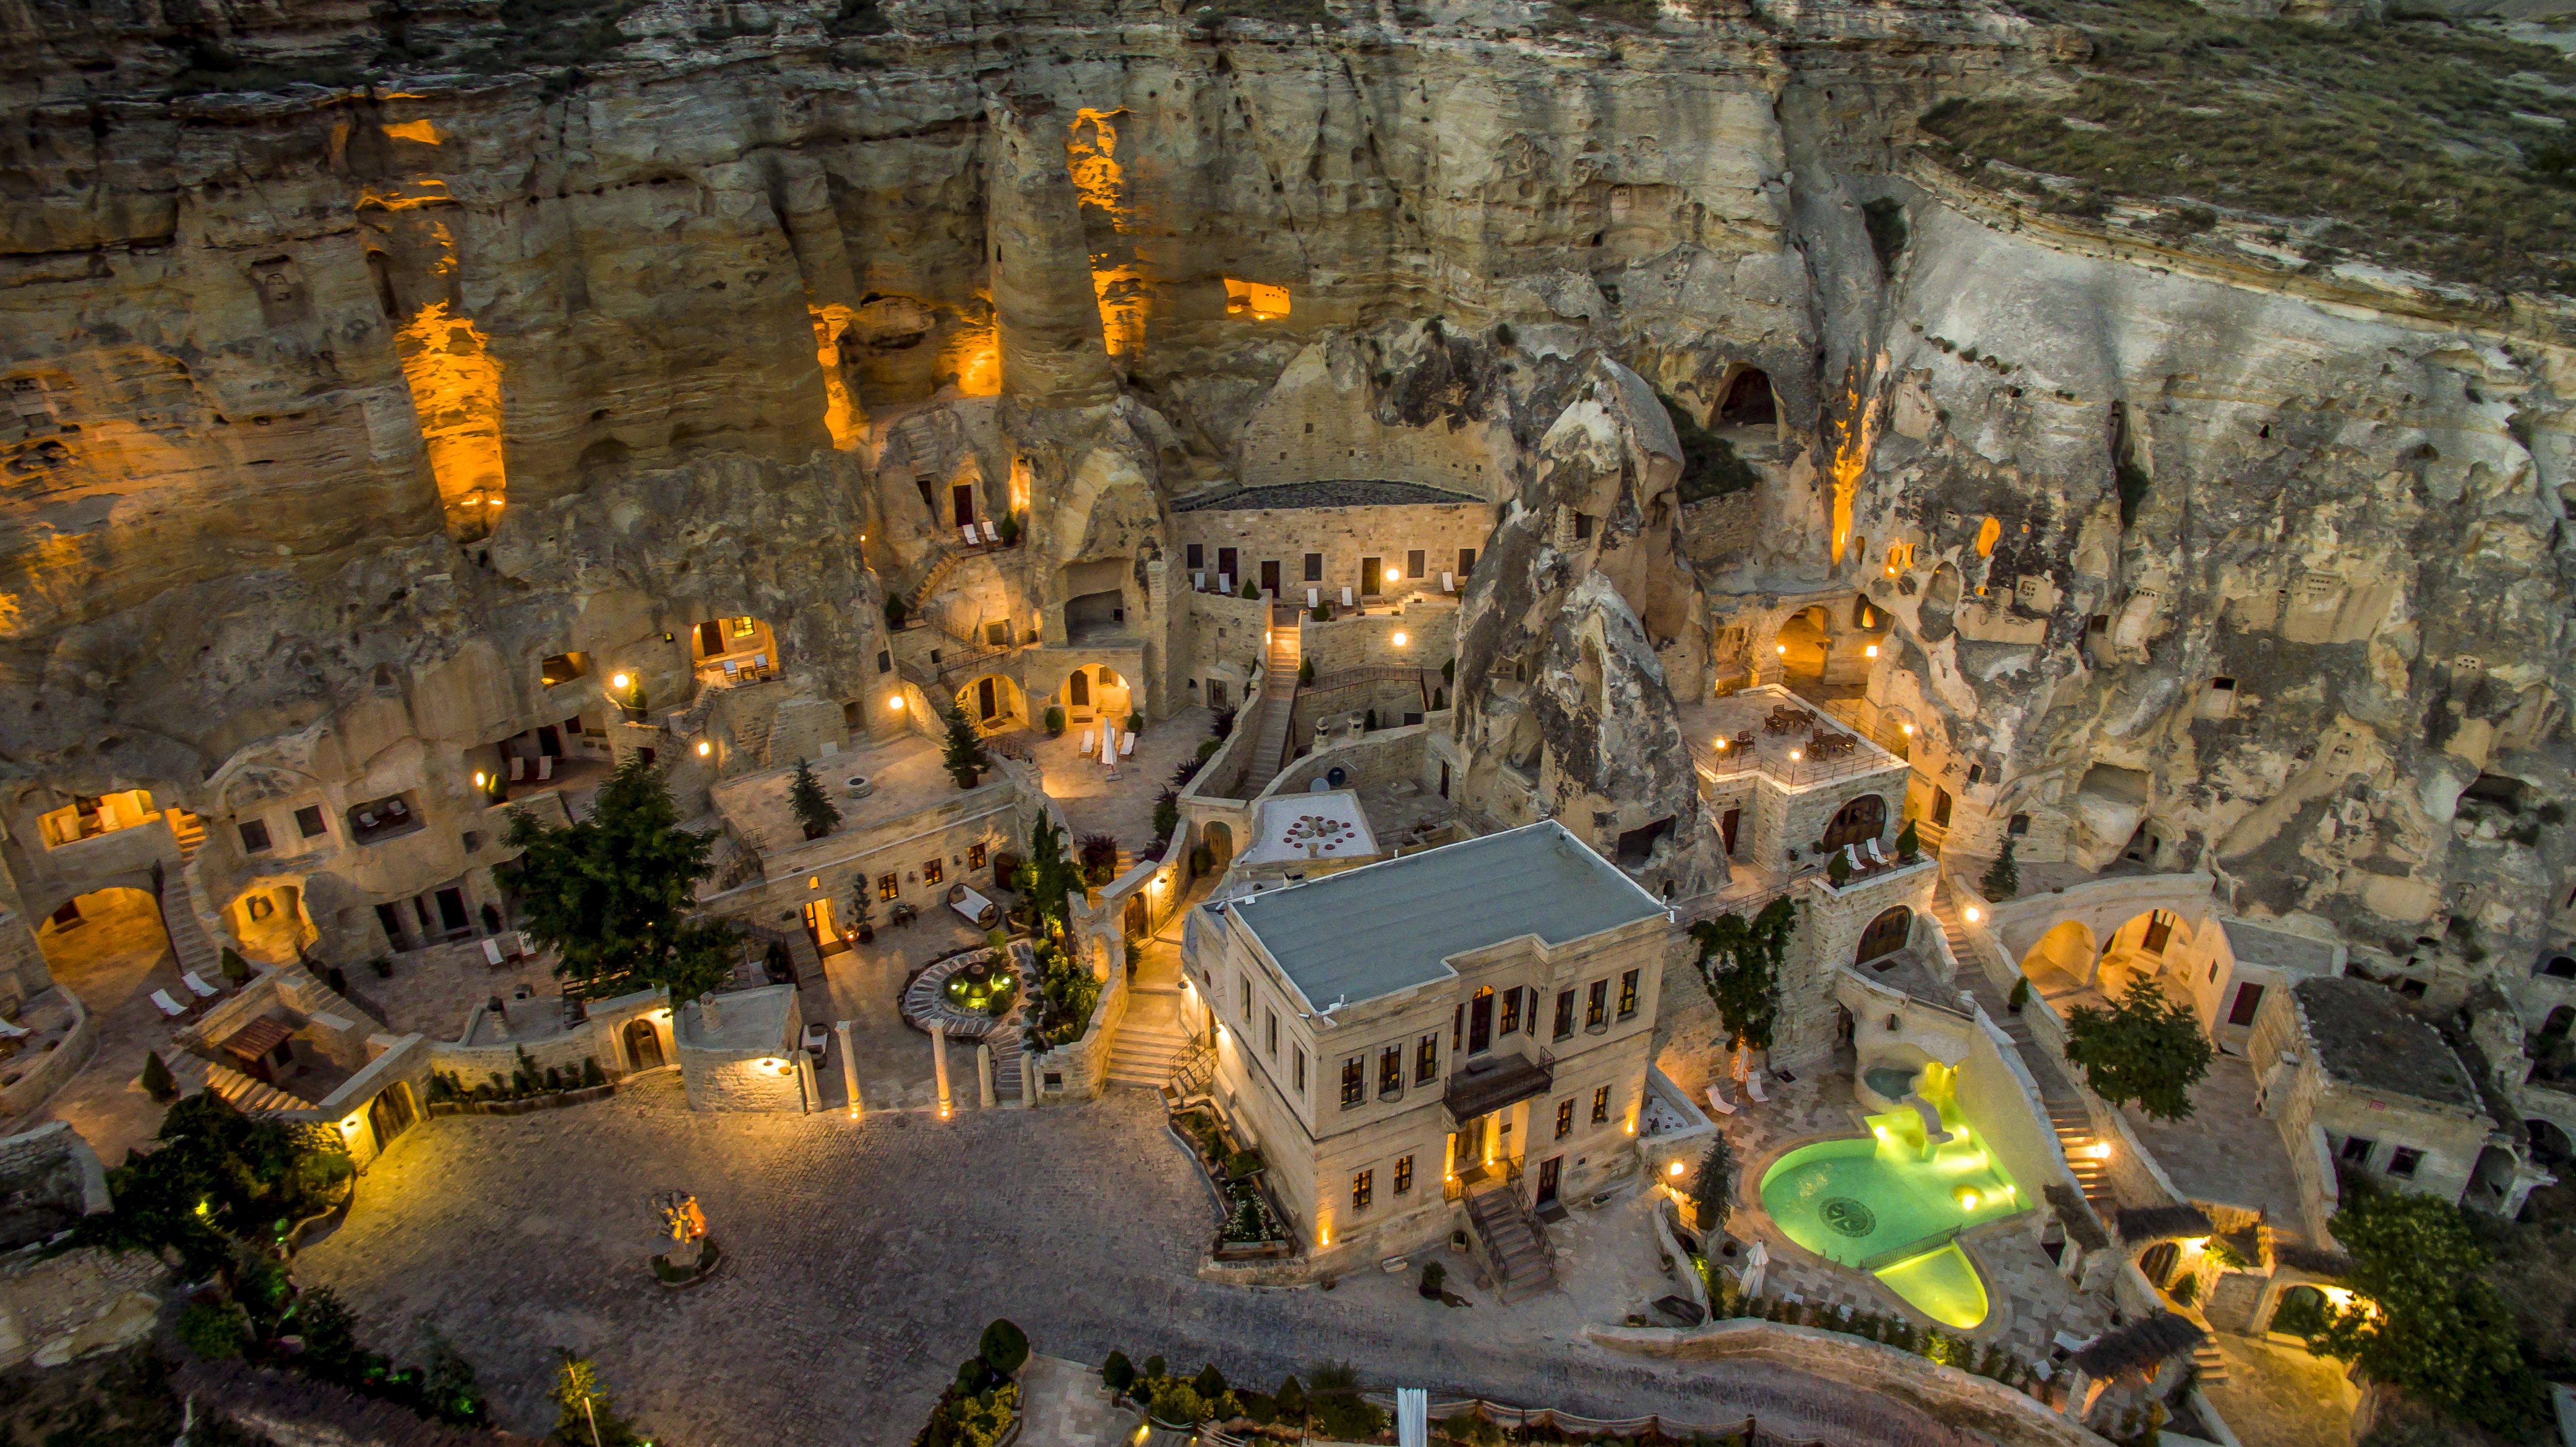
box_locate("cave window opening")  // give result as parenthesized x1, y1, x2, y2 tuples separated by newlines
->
(2546, 1005, 2575, 1038)
(1932, 788, 1953, 827)
(1187, 543, 1204, 573)
(540, 652, 590, 687)
(1974, 516, 2002, 558)
(1719, 368, 1776, 427)
(2464, 774, 2530, 815)
(915, 475, 937, 515)
(1966, 763, 1984, 784)
(2090, 615, 2109, 634)
(2009, 813, 2030, 836)
(2397, 978, 2429, 1000)
(1304, 552, 1323, 582)
(1572, 513, 1594, 542)
(1615, 817, 1675, 868)
(2541, 955, 2576, 980)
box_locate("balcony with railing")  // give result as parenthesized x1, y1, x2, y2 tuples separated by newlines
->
(1682, 685, 1907, 793)
(1444, 1044, 1554, 1124)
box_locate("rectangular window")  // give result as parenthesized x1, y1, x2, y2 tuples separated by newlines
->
(1266, 1009, 1279, 1059)
(2338, 1135, 2377, 1165)
(877, 650, 893, 674)
(1295, 1048, 1307, 1097)
(969, 842, 987, 869)
(1499, 987, 1522, 1036)
(1379, 1045, 1403, 1099)
(2227, 982, 2265, 1028)
(1187, 543, 1205, 571)
(238, 818, 272, 854)
(1239, 973, 1251, 1018)
(1395, 1155, 1414, 1195)
(1341, 1056, 1364, 1109)
(1554, 1098, 1574, 1139)
(1304, 552, 1323, 581)
(1617, 969, 1640, 1019)
(2388, 1147, 2424, 1179)
(1591, 1084, 1611, 1125)
(1458, 547, 1477, 577)
(1352, 1169, 1374, 1212)
(1406, 548, 1426, 581)
(1554, 989, 1575, 1041)
(1415, 1033, 1438, 1085)
(878, 872, 900, 900)
(923, 858, 943, 886)
(1586, 980, 1608, 1030)
(1573, 512, 1594, 541)
(295, 804, 328, 838)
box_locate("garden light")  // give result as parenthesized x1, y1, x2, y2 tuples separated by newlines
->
(1668, 1160, 1686, 1178)
(1955, 1187, 1980, 1210)
(1788, 749, 1802, 762)
(1776, 643, 1787, 655)
(889, 696, 905, 711)
(696, 739, 711, 756)
(473, 771, 487, 788)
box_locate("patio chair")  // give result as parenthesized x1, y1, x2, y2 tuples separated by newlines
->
(181, 970, 219, 999)
(357, 810, 377, 829)
(1078, 729, 1095, 755)
(1441, 571, 1454, 593)
(150, 989, 188, 1020)
(0, 1017, 27, 1038)
(752, 651, 769, 672)
(981, 518, 999, 544)
(1842, 844, 1862, 874)
(1864, 838, 1889, 866)
(498, 931, 528, 960)
(537, 756, 555, 781)
(1120, 734, 1136, 758)
(721, 658, 740, 682)
(961, 525, 978, 548)
(1747, 1073, 1770, 1103)
(482, 937, 507, 968)
(509, 755, 526, 782)
(1307, 587, 1320, 610)
(1217, 574, 1232, 595)
(1340, 586, 1354, 608)
(1704, 1084, 1738, 1117)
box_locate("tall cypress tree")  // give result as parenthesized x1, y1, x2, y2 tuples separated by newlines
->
(499, 754, 737, 1001)
(788, 756, 840, 839)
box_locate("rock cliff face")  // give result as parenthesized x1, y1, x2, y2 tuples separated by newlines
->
(2, 0, 2573, 1015)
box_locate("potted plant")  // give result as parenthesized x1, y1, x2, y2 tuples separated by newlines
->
(1895, 819, 1921, 863)
(1044, 704, 1065, 737)
(850, 886, 874, 944)
(2008, 975, 2030, 1015)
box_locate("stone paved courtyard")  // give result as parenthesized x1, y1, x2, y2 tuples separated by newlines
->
(298, 1083, 1987, 1447)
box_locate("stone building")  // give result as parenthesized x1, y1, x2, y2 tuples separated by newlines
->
(675, 984, 814, 1114)
(1184, 822, 1671, 1285)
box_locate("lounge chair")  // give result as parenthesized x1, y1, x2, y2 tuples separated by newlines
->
(482, 937, 507, 968)
(1217, 574, 1232, 596)
(1865, 838, 1889, 866)
(356, 810, 377, 829)
(181, 971, 219, 999)
(981, 518, 999, 544)
(1842, 844, 1862, 874)
(0, 1016, 27, 1038)
(1192, 571, 1205, 591)
(721, 659, 740, 682)
(1120, 734, 1136, 758)
(509, 755, 526, 782)
(150, 989, 188, 1019)
(1747, 1074, 1770, 1103)
(1441, 571, 1455, 592)
(1341, 586, 1354, 608)
(1704, 1084, 1738, 1117)
(536, 756, 554, 781)
(1078, 729, 1095, 755)
(1307, 586, 1320, 610)
(948, 884, 1001, 928)
(961, 525, 978, 548)
(752, 652, 768, 672)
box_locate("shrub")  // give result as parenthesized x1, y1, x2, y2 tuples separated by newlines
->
(1143, 1354, 1166, 1381)
(1826, 851, 1852, 886)
(1154, 788, 1181, 846)
(2008, 975, 2031, 1011)
(1273, 1375, 1307, 1423)
(1103, 1350, 1136, 1392)
(1209, 705, 1236, 739)
(1980, 838, 2019, 899)
(1191, 845, 1214, 875)
(219, 948, 252, 985)
(1044, 705, 1065, 736)
(140, 1050, 176, 1103)
(1148, 1380, 1209, 1424)
(370, 955, 394, 978)
(177, 1301, 248, 1359)
(581, 1056, 606, 1087)
(1239, 579, 1260, 599)
(1894, 819, 1920, 861)
(1311, 604, 1329, 622)
(1192, 1362, 1227, 1399)
(1077, 833, 1122, 885)
(979, 1319, 1030, 1375)
(1308, 1365, 1382, 1440)
(1298, 658, 1315, 685)
(998, 512, 1021, 546)
(1419, 1260, 1446, 1298)
(2170, 1273, 2199, 1306)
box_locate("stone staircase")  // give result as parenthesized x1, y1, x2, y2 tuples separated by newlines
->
(156, 863, 225, 986)
(1464, 1181, 1556, 1302)
(1932, 879, 2119, 1219)
(1236, 620, 1301, 796)
(160, 1048, 304, 1114)
(1104, 1010, 1193, 1090)
(2189, 1332, 2231, 1387)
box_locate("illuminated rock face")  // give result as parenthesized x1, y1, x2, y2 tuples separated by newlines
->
(0, 0, 2571, 1033)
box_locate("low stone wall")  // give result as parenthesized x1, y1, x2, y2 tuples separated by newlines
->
(0, 1244, 168, 1371)
(1033, 966, 1127, 1103)
(1588, 1321, 2112, 1447)
(0, 986, 94, 1121)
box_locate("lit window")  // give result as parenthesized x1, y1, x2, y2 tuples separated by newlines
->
(968, 842, 987, 869)
(1617, 969, 1639, 1019)
(1555, 1098, 1574, 1139)
(1341, 1056, 1364, 1109)
(1586, 980, 1607, 1030)
(1223, 278, 1291, 319)
(1499, 987, 1522, 1035)
(923, 858, 943, 886)
(1352, 1168, 1372, 1211)
(1591, 1085, 1611, 1125)
(1395, 1155, 1414, 1195)
(878, 872, 899, 901)
(1378, 1045, 1403, 1100)
(1415, 1033, 1438, 1085)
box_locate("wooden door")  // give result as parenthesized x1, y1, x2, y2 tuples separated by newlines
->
(1260, 559, 1281, 597)
(1068, 670, 1090, 708)
(2141, 911, 2175, 955)
(977, 677, 997, 721)
(1362, 556, 1382, 595)
(951, 483, 976, 527)
(697, 619, 725, 658)
(1536, 1155, 1562, 1208)
(1468, 987, 1494, 1054)
(1720, 807, 1740, 853)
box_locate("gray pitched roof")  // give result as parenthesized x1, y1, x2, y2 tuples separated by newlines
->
(1228, 821, 1668, 1012)
(2294, 976, 2482, 1111)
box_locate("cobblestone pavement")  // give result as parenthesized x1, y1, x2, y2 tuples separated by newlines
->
(298, 1083, 1986, 1447)
(10, 890, 182, 1160)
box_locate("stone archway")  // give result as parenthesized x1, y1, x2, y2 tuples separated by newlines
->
(955, 673, 1027, 731)
(1201, 820, 1233, 872)
(624, 1015, 666, 1071)
(2019, 918, 2098, 994)
(1821, 793, 1887, 851)
(1856, 906, 1912, 966)
(36, 886, 177, 1000)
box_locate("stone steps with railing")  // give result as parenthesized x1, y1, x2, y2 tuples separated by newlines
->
(1464, 1181, 1555, 1301)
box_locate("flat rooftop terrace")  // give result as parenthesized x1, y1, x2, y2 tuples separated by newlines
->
(1677, 685, 1905, 794)
(709, 735, 973, 857)
(1172, 479, 1487, 511)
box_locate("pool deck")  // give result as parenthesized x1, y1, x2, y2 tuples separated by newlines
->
(1677, 1050, 2115, 1368)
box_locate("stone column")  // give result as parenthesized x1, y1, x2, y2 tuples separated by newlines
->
(977, 1043, 996, 1108)
(1019, 1049, 1037, 1108)
(834, 1019, 863, 1117)
(930, 1020, 952, 1117)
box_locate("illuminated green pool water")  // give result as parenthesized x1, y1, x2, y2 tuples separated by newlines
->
(1756, 1100, 2023, 1328)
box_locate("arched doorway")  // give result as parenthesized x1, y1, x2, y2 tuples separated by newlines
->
(1821, 794, 1887, 851)
(366, 1080, 418, 1149)
(1200, 821, 1233, 872)
(1856, 907, 1911, 966)
(955, 674, 1026, 731)
(2269, 1284, 2329, 1337)
(1055, 665, 1132, 728)
(226, 882, 315, 965)
(1719, 368, 1776, 427)
(1123, 891, 1148, 942)
(2019, 919, 2099, 994)
(624, 1016, 665, 1071)
(1777, 606, 1832, 684)
(36, 885, 178, 1019)
(2545, 1005, 2574, 1039)
(2138, 1242, 2180, 1289)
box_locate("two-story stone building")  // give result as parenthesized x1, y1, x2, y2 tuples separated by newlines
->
(1184, 821, 1672, 1287)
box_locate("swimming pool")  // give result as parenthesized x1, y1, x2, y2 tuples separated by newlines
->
(1757, 1105, 2023, 1328)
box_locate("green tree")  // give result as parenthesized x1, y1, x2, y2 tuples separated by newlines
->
(1014, 814, 1083, 936)
(1894, 819, 1920, 861)
(499, 753, 738, 1002)
(2303, 1185, 2545, 1437)
(1688, 897, 1800, 1056)
(789, 756, 841, 839)
(550, 1355, 645, 1447)
(2062, 977, 2212, 1121)
(1980, 837, 2019, 899)
(1691, 1135, 1736, 1233)
(140, 1048, 176, 1102)
(942, 702, 992, 788)
(79, 1092, 351, 1276)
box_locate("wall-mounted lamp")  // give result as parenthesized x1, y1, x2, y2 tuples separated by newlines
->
(1775, 644, 1788, 655)
(1963, 906, 1982, 923)
(611, 672, 632, 691)
(1865, 645, 1879, 658)
(889, 696, 906, 711)
(1392, 632, 1408, 647)
(696, 739, 713, 757)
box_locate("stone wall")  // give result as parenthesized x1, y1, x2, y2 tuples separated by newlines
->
(1176, 499, 1494, 610)
(1772, 863, 1936, 1071)
(675, 985, 809, 1113)
(0, 911, 49, 1016)
(1297, 599, 1461, 680)
(0, 1245, 166, 1372)
(0, 1121, 108, 1249)
(0, 986, 94, 1121)
(1235, 342, 1514, 499)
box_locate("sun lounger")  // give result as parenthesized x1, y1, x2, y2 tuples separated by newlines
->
(1078, 729, 1095, 755)
(1192, 571, 1205, 591)
(1442, 571, 1455, 592)
(1120, 734, 1136, 758)
(151, 989, 188, 1019)
(1307, 587, 1320, 610)
(537, 756, 554, 781)
(0, 1016, 27, 1038)
(509, 755, 526, 782)
(1704, 1084, 1738, 1117)
(1747, 1073, 1770, 1103)
(181, 971, 219, 999)
(961, 525, 978, 548)
(1865, 838, 1888, 865)
(2052, 1331, 2095, 1357)
(1217, 574, 1232, 595)
(981, 518, 999, 544)
(1341, 586, 1354, 608)
(1842, 844, 1861, 874)
(482, 937, 507, 967)
(721, 659, 740, 681)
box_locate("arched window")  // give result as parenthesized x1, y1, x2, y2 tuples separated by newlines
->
(2541, 955, 2576, 980)
(1821, 794, 1887, 851)
(2546, 1006, 2575, 1040)
(1856, 907, 1911, 966)
(1719, 368, 1776, 427)
(2270, 1284, 2329, 1337)
(2138, 1242, 2180, 1289)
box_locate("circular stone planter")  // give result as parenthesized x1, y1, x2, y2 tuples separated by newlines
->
(899, 944, 1030, 1040)
(651, 1237, 723, 1289)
